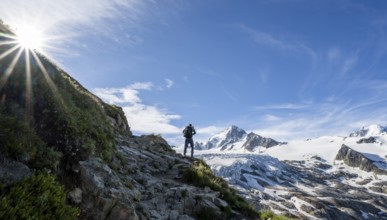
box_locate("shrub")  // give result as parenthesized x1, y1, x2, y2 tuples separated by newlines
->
(182, 159, 259, 218)
(259, 210, 294, 220)
(0, 173, 79, 220)
(0, 113, 60, 170)
(197, 208, 218, 220)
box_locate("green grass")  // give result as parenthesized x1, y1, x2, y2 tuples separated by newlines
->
(0, 34, 127, 162)
(0, 173, 79, 220)
(182, 159, 259, 218)
(259, 210, 295, 220)
(0, 113, 60, 170)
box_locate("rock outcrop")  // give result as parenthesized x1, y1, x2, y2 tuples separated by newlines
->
(242, 132, 284, 151)
(357, 136, 377, 144)
(0, 156, 31, 186)
(335, 144, 387, 175)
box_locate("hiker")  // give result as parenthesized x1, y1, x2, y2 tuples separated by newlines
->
(183, 123, 196, 157)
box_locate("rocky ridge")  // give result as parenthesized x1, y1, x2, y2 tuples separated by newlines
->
(335, 144, 387, 175)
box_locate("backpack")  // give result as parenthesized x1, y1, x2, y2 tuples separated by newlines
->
(184, 126, 192, 138)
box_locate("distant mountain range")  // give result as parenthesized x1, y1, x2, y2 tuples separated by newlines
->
(195, 124, 387, 219)
(195, 125, 286, 151)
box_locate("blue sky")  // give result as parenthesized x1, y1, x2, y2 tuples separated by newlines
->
(2, 0, 387, 144)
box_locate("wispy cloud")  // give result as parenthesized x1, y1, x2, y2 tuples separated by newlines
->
(93, 82, 181, 134)
(251, 97, 387, 141)
(263, 114, 281, 122)
(327, 47, 341, 64)
(0, 0, 151, 57)
(254, 103, 309, 110)
(221, 85, 238, 102)
(94, 82, 153, 105)
(165, 78, 174, 88)
(236, 23, 317, 61)
(340, 55, 358, 76)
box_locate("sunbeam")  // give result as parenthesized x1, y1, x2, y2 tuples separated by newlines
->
(0, 40, 17, 46)
(31, 51, 67, 110)
(0, 23, 66, 124)
(24, 49, 33, 122)
(0, 46, 23, 91)
(0, 44, 20, 59)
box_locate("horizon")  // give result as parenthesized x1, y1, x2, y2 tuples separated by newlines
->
(1, 0, 387, 145)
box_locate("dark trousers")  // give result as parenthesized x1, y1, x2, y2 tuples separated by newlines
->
(184, 138, 194, 157)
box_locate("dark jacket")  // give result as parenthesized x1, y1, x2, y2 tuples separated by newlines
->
(183, 125, 196, 139)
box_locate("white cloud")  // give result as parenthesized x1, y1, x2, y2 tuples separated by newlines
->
(263, 114, 281, 121)
(165, 78, 174, 88)
(197, 126, 225, 136)
(123, 104, 181, 134)
(93, 82, 181, 135)
(254, 103, 309, 110)
(93, 83, 153, 105)
(130, 82, 153, 90)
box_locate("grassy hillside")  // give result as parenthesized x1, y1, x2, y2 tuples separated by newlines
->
(0, 21, 130, 168)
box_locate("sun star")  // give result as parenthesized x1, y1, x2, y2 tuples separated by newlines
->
(15, 25, 44, 50)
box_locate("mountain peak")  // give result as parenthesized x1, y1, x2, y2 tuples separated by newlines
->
(203, 125, 246, 150)
(225, 125, 246, 134)
(349, 124, 387, 137)
(200, 125, 283, 151)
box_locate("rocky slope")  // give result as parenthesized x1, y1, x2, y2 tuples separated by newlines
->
(0, 21, 261, 220)
(336, 144, 387, 175)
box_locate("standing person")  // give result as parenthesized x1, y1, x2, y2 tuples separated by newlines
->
(183, 123, 196, 158)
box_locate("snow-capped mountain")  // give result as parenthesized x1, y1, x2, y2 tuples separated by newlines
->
(196, 125, 285, 151)
(349, 124, 387, 137)
(195, 125, 387, 219)
(205, 125, 247, 150)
